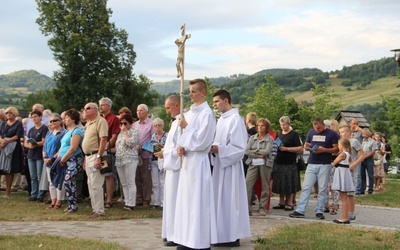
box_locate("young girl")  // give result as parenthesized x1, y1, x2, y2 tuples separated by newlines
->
(331, 138, 354, 224)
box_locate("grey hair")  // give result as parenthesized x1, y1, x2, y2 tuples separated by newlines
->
(99, 97, 113, 107)
(50, 113, 62, 122)
(137, 104, 149, 112)
(279, 116, 291, 125)
(153, 117, 164, 126)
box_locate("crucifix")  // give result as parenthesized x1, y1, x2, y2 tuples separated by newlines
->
(175, 24, 190, 168)
(175, 23, 190, 119)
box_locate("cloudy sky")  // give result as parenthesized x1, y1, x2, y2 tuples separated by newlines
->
(1, 0, 399, 83)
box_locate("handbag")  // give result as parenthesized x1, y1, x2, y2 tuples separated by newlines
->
(297, 155, 306, 171)
(100, 154, 113, 174)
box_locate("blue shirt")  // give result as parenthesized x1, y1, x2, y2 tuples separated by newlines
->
(306, 128, 339, 164)
(43, 128, 67, 160)
(59, 128, 83, 157)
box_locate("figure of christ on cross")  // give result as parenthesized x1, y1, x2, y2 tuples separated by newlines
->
(175, 24, 191, 78)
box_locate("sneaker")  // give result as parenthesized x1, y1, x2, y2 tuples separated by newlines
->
(289, 211, 305, 218)
(349, 214, 356, 221)
(316, 213, 325, 220)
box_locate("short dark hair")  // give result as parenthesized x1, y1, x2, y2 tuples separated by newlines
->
(120, 114, 134, 124)
(213, 89, 231, 104)
(64, 109, 81, 125)
(30, 110, 42, 117)
(313, 117, 324, 124)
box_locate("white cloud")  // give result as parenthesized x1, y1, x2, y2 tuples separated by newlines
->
(0, 0, 399, 82)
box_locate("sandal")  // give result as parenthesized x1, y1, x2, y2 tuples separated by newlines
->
(64, 208, 77, 214)
(105, 202, 113, 208)
(272, 204, 285, 209)
(330, 204, 339, 215)
(324, 207, 330, 213)
(123, 206, 133, 211)
(54, 204, 62, 209)
(285, 205, 294, 211)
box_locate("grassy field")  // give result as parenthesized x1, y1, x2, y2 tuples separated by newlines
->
(1, 176, 399, 249)
(0, 192, 162, 221)
(255, 177, 400, 249)
(255, 223, 400, 250)
(0, 235, 127, 250)
(287, 76, 400, 107)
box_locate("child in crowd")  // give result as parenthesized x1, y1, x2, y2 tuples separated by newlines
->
(331, 138, 354, 224)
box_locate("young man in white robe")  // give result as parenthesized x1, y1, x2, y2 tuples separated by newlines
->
(155, 95, 181, 247)
(174, 78, 217, 249)
(210, 90, 251, 247)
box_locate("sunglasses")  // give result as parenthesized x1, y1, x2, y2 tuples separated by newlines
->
(120, 122, 128, 125)
(50, 120, 60, 123)
(84, 107, 91, 111)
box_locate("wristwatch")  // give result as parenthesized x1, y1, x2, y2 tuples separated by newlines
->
(96, 154, 101, 159)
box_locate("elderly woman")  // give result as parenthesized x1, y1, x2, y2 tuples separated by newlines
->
(0, 107, 24, 198)
(43, 113, 66, 209)
(245, 118, 274, 216)
(57, 109, 84, 213)
(115, 114, 140, 210)
(24, 110, 49, 202)
(150, 118, 168, 210)
(271, 116, 303, 211)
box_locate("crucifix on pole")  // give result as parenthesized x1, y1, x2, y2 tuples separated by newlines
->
(175, 23, 191, 119)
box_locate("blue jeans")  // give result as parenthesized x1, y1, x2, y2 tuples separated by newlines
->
(359, 157, 374, 194)
(295, 164, 331, 215)
(28, 159, 44, 198)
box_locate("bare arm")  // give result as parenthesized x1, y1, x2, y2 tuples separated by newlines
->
(349, 149, 366, 170)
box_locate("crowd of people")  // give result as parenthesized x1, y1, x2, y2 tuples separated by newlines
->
(0, 78, 393, 249)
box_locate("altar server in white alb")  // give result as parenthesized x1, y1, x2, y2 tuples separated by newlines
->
(210, 89, 251, 247)
(157, 95, 181, 247)
(174, 78, 217, 249)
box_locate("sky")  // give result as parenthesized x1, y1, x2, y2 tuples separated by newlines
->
(1, 0, 400, 83)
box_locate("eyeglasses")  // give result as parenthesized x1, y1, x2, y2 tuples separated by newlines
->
(5, 112, 12, 115)
(50, 120, 59, 123)
(31, 115, 39, 119)
(84, 107, 91, 111)
(120, 122, 128, 125)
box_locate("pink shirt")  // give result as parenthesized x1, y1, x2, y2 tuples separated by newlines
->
(133, 117, 155, 159)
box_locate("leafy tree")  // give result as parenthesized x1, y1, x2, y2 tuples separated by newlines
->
(383, 96, 400, 133)
(23, 89, 62, 112)
(310, 83, 342, 119)
(248, 74, 289, 131)
(36, 0, 156, 112)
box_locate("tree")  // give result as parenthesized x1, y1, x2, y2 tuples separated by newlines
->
(36, 0, 156, 112)
(23, 89, 62, 112)
(248, 74, 289, 131)
(310, 82, 342, 119)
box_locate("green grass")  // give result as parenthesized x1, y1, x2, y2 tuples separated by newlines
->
(287, 76, 400, 107)
(254, 223, 400, 250)
(255, 178, 400, 249)
(0, 234, 127, 250)
(355, 178, 400, 208)
(0, 192, 162, 221)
